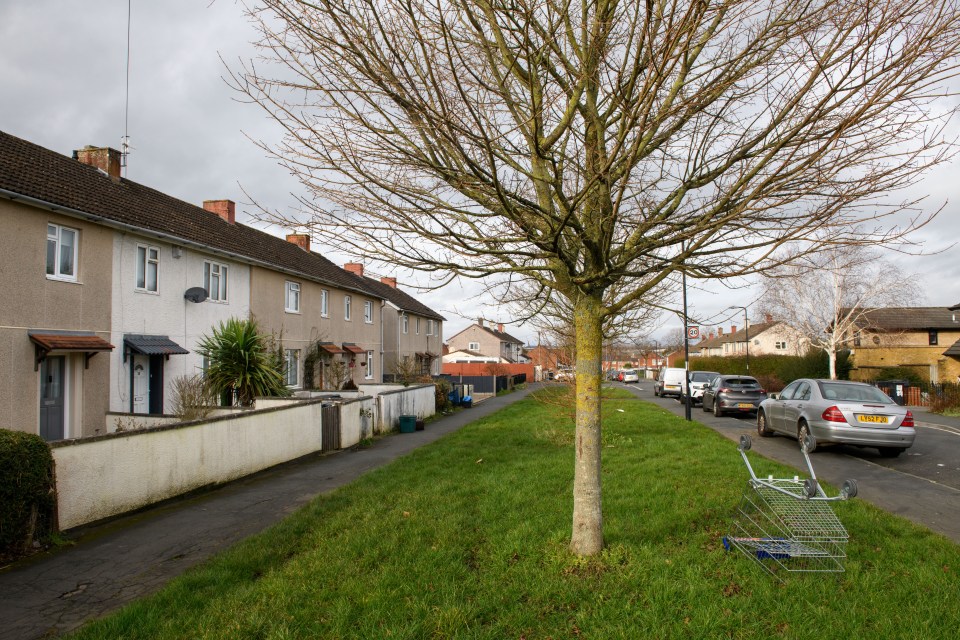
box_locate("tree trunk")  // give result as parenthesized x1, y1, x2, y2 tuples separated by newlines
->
(570, 293, 605, 556)
(828, 348, 838, 381)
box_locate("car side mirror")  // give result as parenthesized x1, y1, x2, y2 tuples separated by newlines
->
(769, 393, 779, 400)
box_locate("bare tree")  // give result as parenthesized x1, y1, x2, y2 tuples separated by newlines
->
(760, 245, 920, 379)
(233, 0, 960, 555)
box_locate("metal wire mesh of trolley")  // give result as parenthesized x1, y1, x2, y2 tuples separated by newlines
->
(723, 434, 858, 577)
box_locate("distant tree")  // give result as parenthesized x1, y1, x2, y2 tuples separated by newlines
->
(235, 0, 960, 555)
(759, 246, 918, 379)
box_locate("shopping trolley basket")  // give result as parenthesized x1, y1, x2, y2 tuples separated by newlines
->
(723, 434, 857, 576)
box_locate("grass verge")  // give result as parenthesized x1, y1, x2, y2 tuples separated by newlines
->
(69, 388, 958, 639)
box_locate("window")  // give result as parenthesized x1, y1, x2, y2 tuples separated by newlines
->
(365, 350, 374, 379)
(285, 281, 301, 313)
(427, 319, 435, 336)
(775, 341, 788, 350)
(136, 244, 159, 292)
(46, 223, 78, 280)
(853, 331, 861, 347)
(416, 317, 421, 335)
(344, 295, 352, 320)
(204, 261, 228, 302)
(364, 300, 373, 323)
(402, 314, 409, 334)
(468, 342, 480, 351)
(284, 349, 300, 387)
(321, 289, 329, 316)
(929, 330, 939, 346)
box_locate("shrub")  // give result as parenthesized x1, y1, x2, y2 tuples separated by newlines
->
(0, 430, 55, 559)
(196, 317, 291, 406)
(929, 383, 960, 414)
(434, 378, 453, 412)
(170, 375, 217, 421)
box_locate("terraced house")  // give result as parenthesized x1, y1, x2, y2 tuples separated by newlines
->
(0, 130, 443, 440)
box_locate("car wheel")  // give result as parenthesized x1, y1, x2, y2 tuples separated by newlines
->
(757, 411, 773, 437)
(798, 421, 816, 453)
(713, 399, 724, 417)
(879, 447, 906, 458)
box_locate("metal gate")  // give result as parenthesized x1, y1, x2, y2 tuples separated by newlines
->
(321, 403, 341, 452)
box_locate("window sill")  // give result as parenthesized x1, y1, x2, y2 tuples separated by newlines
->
(46, 275, 80, 284)
(285, 309, 301, 315)
(135, 288, 160, 295)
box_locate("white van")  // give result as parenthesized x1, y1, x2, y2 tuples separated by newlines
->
(654, 367, 686, 398)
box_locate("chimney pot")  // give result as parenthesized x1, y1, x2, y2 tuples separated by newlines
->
(203, 200, 236, 224)
(344, 262, 364, 277)
(286, 233, 311, 252)
(74, 145, 122, 180)
(380, 276, 397, 288)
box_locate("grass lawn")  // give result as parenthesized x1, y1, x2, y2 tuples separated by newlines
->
(69, 388, 958, 639)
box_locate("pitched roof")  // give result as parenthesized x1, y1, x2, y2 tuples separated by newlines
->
(357, 275, 445, 321)
(850, 307, 960, 331)
(0, 130, 372, 297)
(690, 321, 780, 353)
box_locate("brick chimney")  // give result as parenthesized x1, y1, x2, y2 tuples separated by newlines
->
(380, 276, 397, 288)
(74, 145, 121, 180)
(478, 318, 484, 327)
(344, 262, 364, 277)
(731, 325, 737, 334)
(203, 200, 236, 224)
(497, 323, 504, 333)
(286, 233, 310, 252)
(718, 328, 724, 336)
(765, 313, 773, 323)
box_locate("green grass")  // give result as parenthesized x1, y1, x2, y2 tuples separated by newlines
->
(69, 388, 958, 639)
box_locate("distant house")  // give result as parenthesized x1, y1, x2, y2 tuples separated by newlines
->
(691, 316, 807, 359)
(446, 319, 526, 363)
(843, 306, 960, 383)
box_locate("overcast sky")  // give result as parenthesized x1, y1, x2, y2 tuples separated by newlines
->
(2, 1, 958, 346)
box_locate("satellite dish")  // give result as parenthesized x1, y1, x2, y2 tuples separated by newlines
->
(184, 287, 208, 303)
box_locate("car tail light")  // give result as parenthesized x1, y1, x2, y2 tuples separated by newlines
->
(821, 406, 847, 423)
(718, 387, 730, 394)
(902, 411, 915, 428)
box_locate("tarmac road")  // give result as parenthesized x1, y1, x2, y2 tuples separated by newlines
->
(621, 380, 960, 544)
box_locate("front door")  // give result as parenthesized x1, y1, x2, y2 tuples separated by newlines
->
(39, 355, 65, 441)
(132, 355, 149, 414)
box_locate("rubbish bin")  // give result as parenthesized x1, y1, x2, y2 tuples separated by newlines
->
(461, 395, 473, 408)
(876, 380, 908, 406)
(398, 415, 417, 433)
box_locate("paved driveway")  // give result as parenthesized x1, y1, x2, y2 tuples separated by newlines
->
(618, 380, 960, 544)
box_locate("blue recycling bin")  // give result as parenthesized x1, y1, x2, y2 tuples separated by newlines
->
(461, 395, 473, 408)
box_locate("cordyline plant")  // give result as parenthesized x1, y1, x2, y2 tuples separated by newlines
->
(197, 317, 290, 407)
(232, 0, 960, 555)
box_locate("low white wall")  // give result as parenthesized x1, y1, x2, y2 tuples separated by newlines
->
(376, 384, 436, 433)
(338, 397, 376, 448)
(54, 399, 325, 530)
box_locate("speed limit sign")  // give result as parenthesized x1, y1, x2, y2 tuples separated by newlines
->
(687, 326, 700, 339)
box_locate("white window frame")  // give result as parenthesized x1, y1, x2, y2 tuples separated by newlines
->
(284, 349, 300, 387)
(364, 300, 373, 324)
(365, 350, 374, 379)
(285, 281, 301, 313)
(135, 244, 160, 293)
(344, 295, 352, 321)
(468, 342, 480, 351)
(416, 317, 421, 335)
(402, 314, 409, 334)
(46, 223, 78, 281)
(204, 261, 229, 302)
(427, 319, 435, 336)
(320, 289, 329, 317)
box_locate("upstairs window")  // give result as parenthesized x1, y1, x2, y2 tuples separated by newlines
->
(427, 319, 435, 336)
(320, 289, 329, 316)
(364, 300, 373, 323)
(416, 317, 421, 334)
(204, 261, 229, 302)
(46, 223, 78, 281)
(468, 342, 479, 351)
(929, 330, 939, 346)
(402, 314, 409, 334)
(285, 281, 301, 313)
(344, 295, 352, 320)
(136, 244, 160, 293)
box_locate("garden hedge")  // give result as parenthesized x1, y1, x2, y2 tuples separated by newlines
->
(0, 429, 55, 557)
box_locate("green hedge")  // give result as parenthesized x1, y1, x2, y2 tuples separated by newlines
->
(0, 429, 55, 557)
(686, 349, 852, 391)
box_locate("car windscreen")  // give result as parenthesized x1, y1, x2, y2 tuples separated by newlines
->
(690, 372, 714, 382)
(724, 378, 759, 387)
(819, 382, 894, 403)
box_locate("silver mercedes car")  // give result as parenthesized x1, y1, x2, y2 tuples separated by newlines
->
(756, 379, 916, 457)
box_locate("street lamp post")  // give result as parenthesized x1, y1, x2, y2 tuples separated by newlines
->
(728, 306, 749, 374)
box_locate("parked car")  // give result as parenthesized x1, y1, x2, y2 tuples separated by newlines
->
(620, 369, 640, 383)
(680, 370, 720, 405)
(654, 367, 686, 398)
(702, 375, 767, 417)
(756, 379, 916, 457)
(554, 368, 574, 382)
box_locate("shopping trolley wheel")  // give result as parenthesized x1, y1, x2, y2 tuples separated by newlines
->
(739, 435, 752, 451)
(841, 479, 858, 499)
(803, 478, 819, 498)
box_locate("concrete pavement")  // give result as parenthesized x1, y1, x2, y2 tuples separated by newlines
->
(0, 384, 542, 640)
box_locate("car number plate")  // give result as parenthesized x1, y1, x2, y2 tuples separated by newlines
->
(857, 415, 889, 424)
(737, 403, 753, 409)
(666, 385, 679, 390)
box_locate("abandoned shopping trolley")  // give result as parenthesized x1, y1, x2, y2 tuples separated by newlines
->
(723, 434, 857, 576)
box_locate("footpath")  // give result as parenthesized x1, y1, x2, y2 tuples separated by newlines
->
(0, 384, 541, 640)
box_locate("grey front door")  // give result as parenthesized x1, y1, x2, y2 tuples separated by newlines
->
(40, 355, 65, 441)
